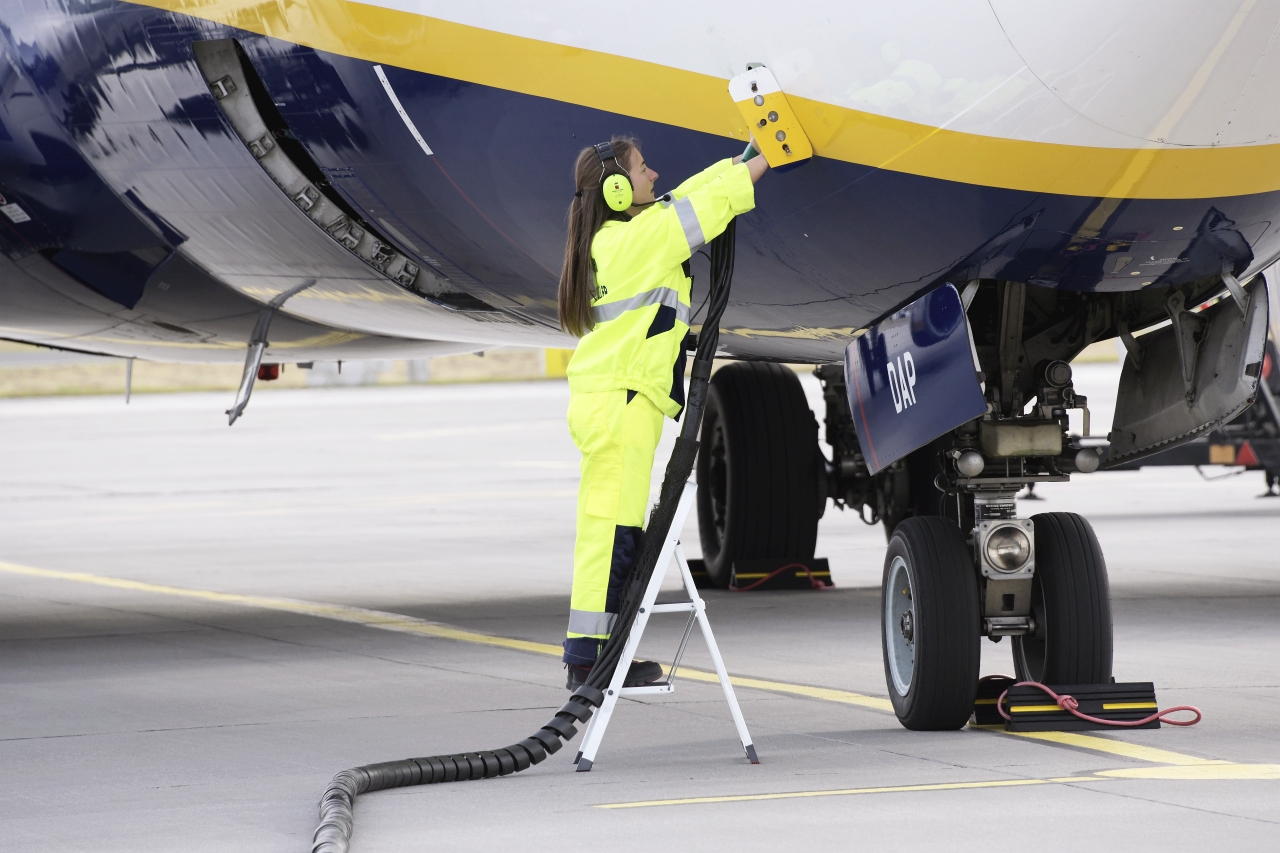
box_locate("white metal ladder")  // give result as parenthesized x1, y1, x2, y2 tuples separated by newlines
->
(574, 480, 757, 772)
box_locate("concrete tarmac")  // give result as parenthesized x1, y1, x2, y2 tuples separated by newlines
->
(1, 369, 1277, 851)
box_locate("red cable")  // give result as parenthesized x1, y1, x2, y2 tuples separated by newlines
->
(729, 562, 829, 592)
(996, 680, 1201, 727)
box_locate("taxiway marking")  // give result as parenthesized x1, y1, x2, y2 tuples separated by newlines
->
(595, 763, 1280, 809)
(595, 776, 1106, 808)
(1000, 730, 1227, 767)
(0, 561, 1215, 765)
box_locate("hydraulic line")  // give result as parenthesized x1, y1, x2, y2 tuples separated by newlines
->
(309, 220, 739, 853)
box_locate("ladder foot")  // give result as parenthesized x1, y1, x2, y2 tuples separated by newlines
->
(573, 751, 582, 765)
(745, 744, 759, 764)
(576, 758, 593, 772)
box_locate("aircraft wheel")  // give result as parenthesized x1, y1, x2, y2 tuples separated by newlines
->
(881, 516, 981, 730)
(1012, 513, 1113, 684)
(696, 362, 822, 588)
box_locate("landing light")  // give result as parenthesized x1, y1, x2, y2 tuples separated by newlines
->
(986, 526, 1032, 572)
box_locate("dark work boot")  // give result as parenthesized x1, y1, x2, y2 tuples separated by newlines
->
(566, 660, 664, 690)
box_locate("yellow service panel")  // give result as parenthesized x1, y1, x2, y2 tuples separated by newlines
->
(728, 66, 813, 167)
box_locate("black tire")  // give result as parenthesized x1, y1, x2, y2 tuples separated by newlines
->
(696, 362, 822, 588)
(1012, 513, 1113, 684)
(881, 516, 981, 730)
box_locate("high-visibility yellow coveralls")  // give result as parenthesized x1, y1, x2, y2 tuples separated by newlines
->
(562, 159, 755, 665)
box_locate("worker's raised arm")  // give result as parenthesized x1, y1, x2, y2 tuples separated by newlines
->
(620, 161, 756, 271)
(671, 135, 769, 200)
(668, 159, 736, 200)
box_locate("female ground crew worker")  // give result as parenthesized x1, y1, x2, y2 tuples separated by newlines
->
(557, 136, 769, 689)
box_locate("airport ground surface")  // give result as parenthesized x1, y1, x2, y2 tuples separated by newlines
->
(1, 364, 1277, 851)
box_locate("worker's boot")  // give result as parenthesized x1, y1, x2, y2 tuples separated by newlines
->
(565, 659, 663, 690)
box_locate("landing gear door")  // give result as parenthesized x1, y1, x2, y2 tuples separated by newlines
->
(1106, 276, 1270, 467)
(844, 284, 987, 475)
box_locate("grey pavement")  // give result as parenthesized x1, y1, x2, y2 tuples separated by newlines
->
(0, 369, 1277, 851)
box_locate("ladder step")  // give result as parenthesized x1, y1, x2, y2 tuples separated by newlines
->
(619, 683, 675, 696)
(649, 602, 696, 613)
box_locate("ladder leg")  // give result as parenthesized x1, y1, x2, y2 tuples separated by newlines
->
(575, 602, 657, 771)
(694, 607, 758, 763)
(575, 675, 622, 771)
(676, 544, 758, 764)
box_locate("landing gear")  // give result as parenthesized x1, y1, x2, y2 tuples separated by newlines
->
(812, 277, 1128, 730)
(1012, 513, 1113, 684)
(881, 517, 981, 730)
(695, 362, 823, 588)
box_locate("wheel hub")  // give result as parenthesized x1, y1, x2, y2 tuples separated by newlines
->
(884, 556, 915, 697)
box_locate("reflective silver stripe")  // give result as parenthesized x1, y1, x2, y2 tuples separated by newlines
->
(592, 287, 690, 325)
(567, 609, 616, 636)
(672, 196, 705, 252)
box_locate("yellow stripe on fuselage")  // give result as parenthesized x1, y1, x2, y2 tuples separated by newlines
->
(126, 0, 1280, 199)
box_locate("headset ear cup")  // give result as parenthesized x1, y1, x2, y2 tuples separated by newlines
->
(601, 173, 633, 212)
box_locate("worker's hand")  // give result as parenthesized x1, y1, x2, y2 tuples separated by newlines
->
(732, 134, 760, 165)
(744, 134, 769, 183)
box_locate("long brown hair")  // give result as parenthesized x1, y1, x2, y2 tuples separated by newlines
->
(558, 136, 638, 337)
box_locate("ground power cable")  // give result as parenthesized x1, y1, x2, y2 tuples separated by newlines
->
(308, 221, 739, 853)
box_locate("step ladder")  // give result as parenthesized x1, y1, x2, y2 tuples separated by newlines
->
(574, 480, 758, 772)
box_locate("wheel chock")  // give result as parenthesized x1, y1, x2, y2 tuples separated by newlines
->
(686, 558, 833, 590)
(981, 681, 1170, 731)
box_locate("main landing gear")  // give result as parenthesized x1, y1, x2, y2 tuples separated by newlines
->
(695, 362, 824, 587)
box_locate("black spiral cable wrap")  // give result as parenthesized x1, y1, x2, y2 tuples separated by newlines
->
(309, 221, 737, 853)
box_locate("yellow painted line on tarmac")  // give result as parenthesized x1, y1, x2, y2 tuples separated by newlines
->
(0, 561, 1222, 766)
(0, 561, 564, 657)
(595, 763, 1280, 809)
(595, 776, 1101, 809)
(711, 674, 894, 713)
(998, 730, 1227, 767)
(0, 561, 895, 712)
(1098, 764, 1280, 781)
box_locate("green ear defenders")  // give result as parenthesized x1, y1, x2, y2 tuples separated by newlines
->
(594, 141, 633, 211)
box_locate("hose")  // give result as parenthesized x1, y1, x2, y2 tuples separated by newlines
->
(995, 680, 1202, 728)
(308, 220, 739, 853)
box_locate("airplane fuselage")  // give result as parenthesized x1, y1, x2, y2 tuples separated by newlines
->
(2, 0, 1279, 363)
